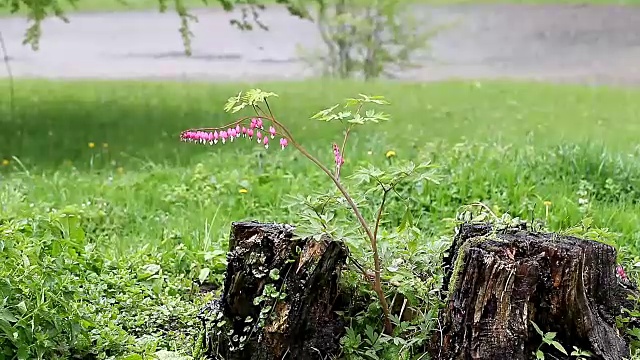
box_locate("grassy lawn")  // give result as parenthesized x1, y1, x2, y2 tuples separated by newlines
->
(0, 0, 636, 16)
(1, 79, 640, 359)
(3, 79, 640, 168)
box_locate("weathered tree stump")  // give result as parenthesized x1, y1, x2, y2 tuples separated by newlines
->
(431, 223, 637, 360)
(198, 221, 348, 360)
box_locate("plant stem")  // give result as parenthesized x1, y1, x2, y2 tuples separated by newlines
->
(189, 102, 394, 334)
(261, 104, 392, 334)
(293, 139, 392, 334)
(337, 124, 353, 180)
(373, 189, 389, 247)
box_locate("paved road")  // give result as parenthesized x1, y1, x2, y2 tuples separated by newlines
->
(1, 4, 640, 84)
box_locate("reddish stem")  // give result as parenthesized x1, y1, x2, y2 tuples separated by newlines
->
(183, 105, 393, 335)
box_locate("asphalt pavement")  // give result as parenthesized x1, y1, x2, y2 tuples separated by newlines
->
(1, 4, 639, 84)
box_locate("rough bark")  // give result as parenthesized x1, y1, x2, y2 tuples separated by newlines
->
(431, 223, 637, 360)
(198, 221, 348, 360)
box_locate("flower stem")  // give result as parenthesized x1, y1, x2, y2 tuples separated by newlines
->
(337, 125, 353, 180)
(260, 103, 392, 334)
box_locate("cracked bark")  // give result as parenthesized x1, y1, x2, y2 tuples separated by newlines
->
(198, 221, 348, 360)
(431, 223, 637, 360)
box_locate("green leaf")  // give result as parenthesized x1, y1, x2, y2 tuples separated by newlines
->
(154, 350, 191, 360)
(627, 327, 640, 339)
(551, 341, 568, 355)
(347, 113, 365, 124)
(0, 319, 16, 343)
(17, 345, 30, 360)
(198, 268, 210, 284)
(0, 309, 17, 323)
(120, 354, 144, 360)
(544, 332, 556, 340)
(398, 207, 413, 232)
(530, 321, 544, 336)
(15, 302, 27, 315)
(224, 92, 242, 113)
(244, 89, 278, 106)
(310, 104, 340, 122)
(269, 268, 280, 281)
(535, 350, 545, 359)
(138, 264, 162, 280)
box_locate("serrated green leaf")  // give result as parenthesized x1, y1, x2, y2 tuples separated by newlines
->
(224, 92, 243, 113)
(311, 104, 340, 121)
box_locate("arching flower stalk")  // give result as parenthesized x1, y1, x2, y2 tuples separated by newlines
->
(181, 116, 289, 151)
(180, 91, 394, 335)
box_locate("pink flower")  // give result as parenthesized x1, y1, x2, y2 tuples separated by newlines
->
(279, 138, 288, 150)
(333, 143, 344, 167)
(181, 118, 283, 151)
(617, 265, 628, 281)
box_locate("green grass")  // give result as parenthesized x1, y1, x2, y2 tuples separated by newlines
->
(3, 79, 640, 169)
(1, 79, 640, 359)
(0, 0, 637, 17)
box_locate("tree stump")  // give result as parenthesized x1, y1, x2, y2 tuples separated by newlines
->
(431, 223, 637, 360)
(198, 221, 348, 360)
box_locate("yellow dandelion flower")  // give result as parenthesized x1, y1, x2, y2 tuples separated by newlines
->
(543, 201, 552, 207)
(102, 143, 109, 149)
(239, 189, 249, 194)
(385, 150, 396, 158)
(1, 159, 9, 166)
(88, 142, 95, 149)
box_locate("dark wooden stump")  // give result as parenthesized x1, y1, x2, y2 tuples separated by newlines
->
(431, 223, 637, 360)
(198, 221, 348, 360)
